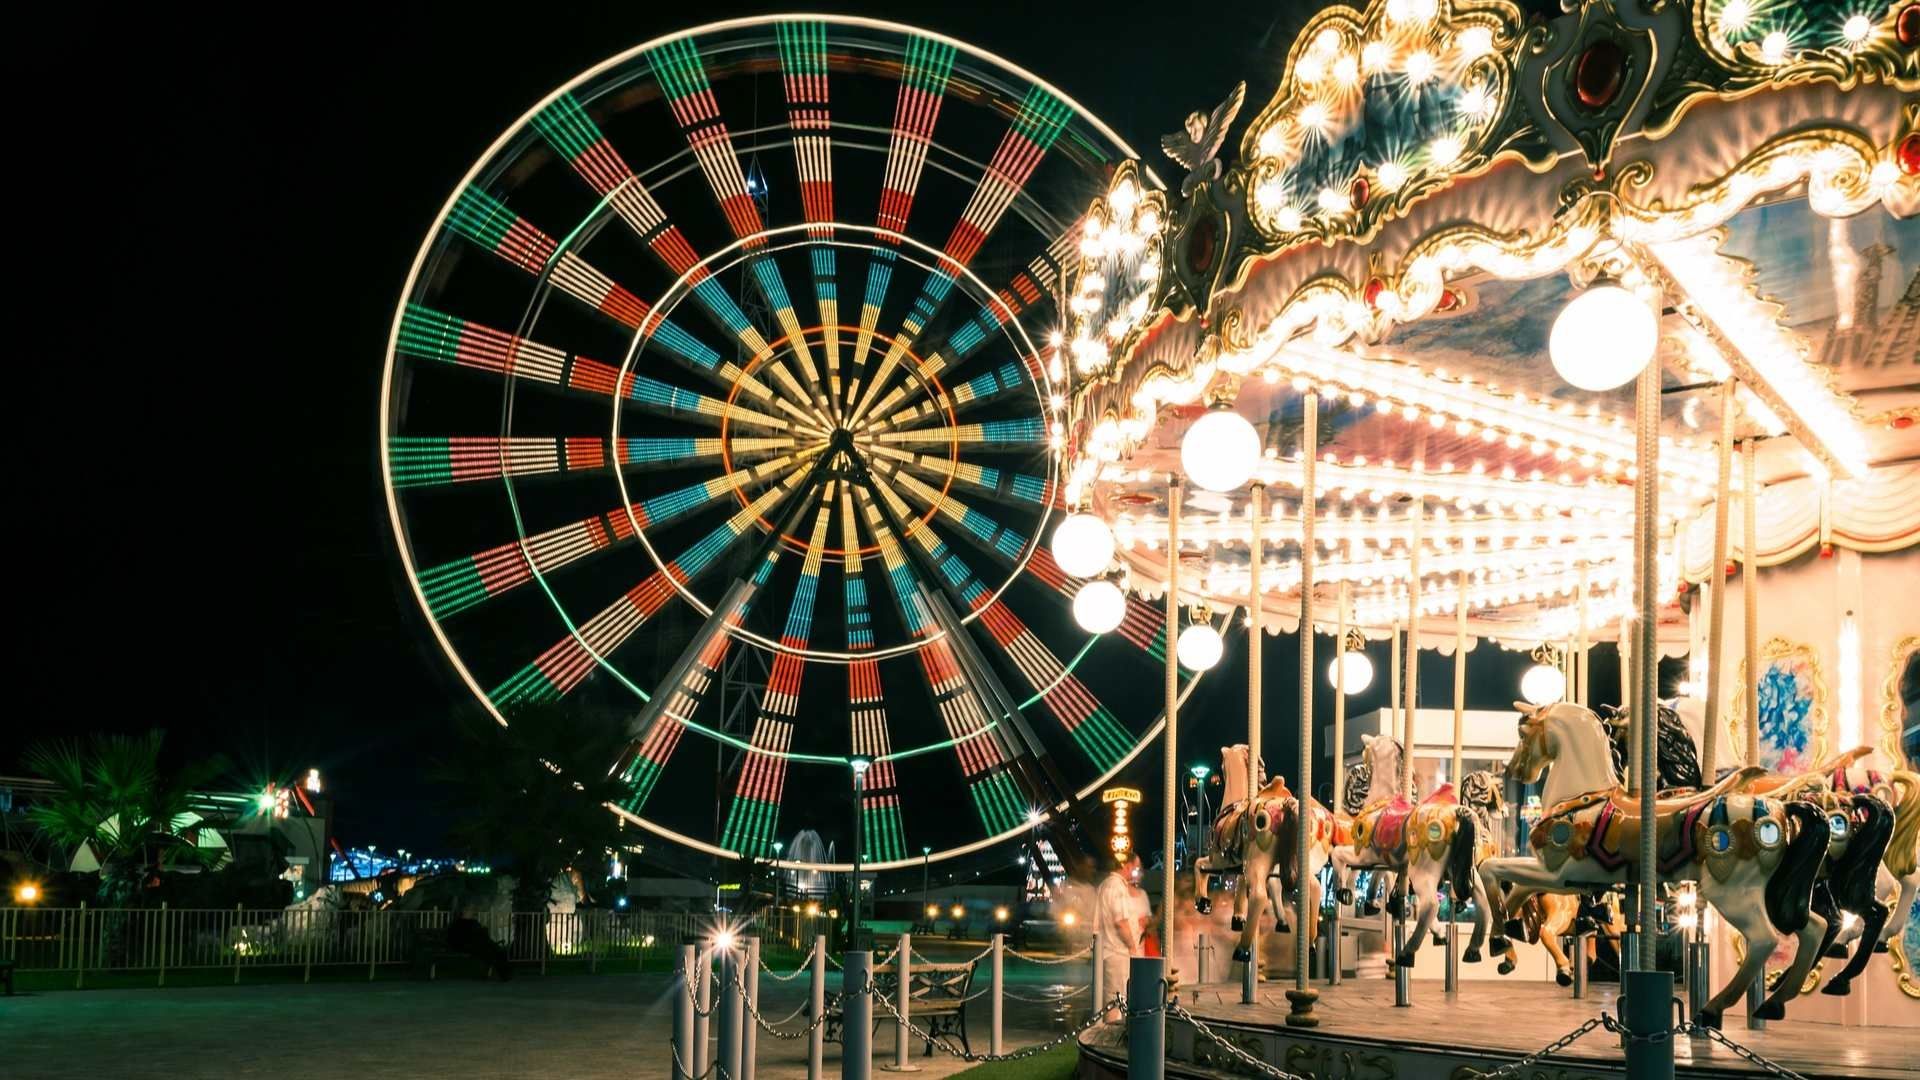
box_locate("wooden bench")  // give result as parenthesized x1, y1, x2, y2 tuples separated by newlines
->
(824, 959, 976, 1056)
(409, 927, 471, 980)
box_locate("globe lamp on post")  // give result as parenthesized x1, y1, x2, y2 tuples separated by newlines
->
(1328, 650, 1375, 695)
(1520, 663, 1568, 706)
(1072, 579, 1126, 634)
(1177, 620, 1224, 672)
(1549, 281, 1659, 392)
(1050, 513, 1116, 578)
(848, 755, 873, 947)
(1181, 405, 1261, 493)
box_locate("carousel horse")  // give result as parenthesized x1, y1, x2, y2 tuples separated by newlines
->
(1192, 745, 1333, 967)
(1600, 702, 1703, 792)
(1607, 703, 1906, 995)
(1822, 754, 1920, 961)
(1338, 759, 1402, 914)
(1478, 701, 1829, 1028)
(1330, 734, 1491, 970)
(1728, 746, 1905, 996)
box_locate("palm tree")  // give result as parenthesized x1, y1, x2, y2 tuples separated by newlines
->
(432, 704, 631, 912)
(24, 731, 230, 906)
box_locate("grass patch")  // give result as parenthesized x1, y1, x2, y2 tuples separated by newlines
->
(945, 1043, 1078, 1080)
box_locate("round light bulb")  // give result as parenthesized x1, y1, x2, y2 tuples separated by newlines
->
(1181, 407, 1261, 492)
(1177, 622, 1225, 671)
(1072, 580, 1126, 634)
(1051, 513, 1117, 578)
(1327, 650, 1375, 694)
(1520, 663, 1568, 706)
(1549, 283, 1658, 392)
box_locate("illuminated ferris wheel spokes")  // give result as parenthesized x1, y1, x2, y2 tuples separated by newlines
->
(383, 16, 1194, 869)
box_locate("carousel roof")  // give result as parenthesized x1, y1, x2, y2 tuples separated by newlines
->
(1056, 0, 1917, 655)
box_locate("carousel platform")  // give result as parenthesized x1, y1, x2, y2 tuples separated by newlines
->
(1075, 980, 1916, 1080)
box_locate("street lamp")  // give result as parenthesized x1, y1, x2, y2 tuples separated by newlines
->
(849, 755, 873, 946)
(773, 839, 785, 910)
(920, 845, 932, 931)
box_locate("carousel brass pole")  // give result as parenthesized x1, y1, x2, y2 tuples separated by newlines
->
(1577, 564, 1590, 706)
(1245, 482, 1263, 1007)
(1164, 478, 1181, 961)
(1327, 582, 1349, 987)
(1622, 324, 1673, 1080)
(1287, 394, 1319, 1027)
(1700, 381, 1734, 784)
(1742, 438, 1759, 767)
(1397, 472, 1422, 1010)
(1634, 360, 1660, 969)
(1447, 571, 1466, 995)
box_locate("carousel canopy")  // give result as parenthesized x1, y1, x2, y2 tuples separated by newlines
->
(1058, 0, 1917, 655)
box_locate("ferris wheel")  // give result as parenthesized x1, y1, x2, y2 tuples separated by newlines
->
(381, 16, 1202, 871)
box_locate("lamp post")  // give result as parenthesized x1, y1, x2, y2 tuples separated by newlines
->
(1188, 765, 1211, 856)
(849, 756, 873, 948)
(773, 840, 785, 913)
(921, 846, 932, 932)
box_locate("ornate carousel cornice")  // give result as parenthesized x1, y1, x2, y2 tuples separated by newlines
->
(1064, 0, 1917, 492)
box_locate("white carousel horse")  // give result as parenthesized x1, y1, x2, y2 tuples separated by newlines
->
(1329, 734, 1493, 970)
(1607, 701, 1907, 996)
(1192, 745, 1333, 969)
(1478, 701, 1831, 1027)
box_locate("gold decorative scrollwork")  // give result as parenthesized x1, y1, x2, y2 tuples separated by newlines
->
(1235, 0, 1545, 248)
(1645, 0, 1919, 141)
(1285, 1042, 1397, 1080)
(1886, 636, 1919, 769)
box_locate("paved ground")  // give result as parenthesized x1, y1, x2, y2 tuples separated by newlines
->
(0, 945, 1101, 1080)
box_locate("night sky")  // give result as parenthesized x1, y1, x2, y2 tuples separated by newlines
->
(13, 2, 1582, 865)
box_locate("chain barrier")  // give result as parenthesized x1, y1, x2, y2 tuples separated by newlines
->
(1006, 944, 1093, 964)
(1440, 1011, 1806, 1080)
(864, 977, 1125, 1063)
(670, 1044, 718, 1080)
(1447, 1017, 1605, 1080)
(1167, 1001, 1316, 1080)
(727, 967, 834, 1041)
(679, 964, 719, 1018)
(758, 945, 817, 981)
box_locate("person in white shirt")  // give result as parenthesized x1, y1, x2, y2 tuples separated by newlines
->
(1095, 851, 1149, 1021)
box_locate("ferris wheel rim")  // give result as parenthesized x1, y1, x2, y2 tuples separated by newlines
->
(380, 13, 1179, 863)
(606, 658, 1200, 871)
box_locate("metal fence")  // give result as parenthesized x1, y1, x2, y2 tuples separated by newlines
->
(0, 905, 824, 987)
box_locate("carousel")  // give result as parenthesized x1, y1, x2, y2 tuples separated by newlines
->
(1057, 0, 1918, 1076)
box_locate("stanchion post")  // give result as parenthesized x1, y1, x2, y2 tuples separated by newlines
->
(1286, 394, 1318, 1028)
(744, 936, 761, 1080)
(885, 932, 916, 1071)
(808, 934, 827, 1080)
(1195, 931, 1210, 985)
(1623, 968, 1677, 1080)
(842, 949, 873, 1080)
(676, 944, 697, 1080)
(1328, 583, 1348, 989)
(719, 943, 744, 1080)
(1126, 956, 1165, 1080)
(990, 932, 1005, 1056)
(694, 944, 714, 1080)
(1573, 931, 1589, 999)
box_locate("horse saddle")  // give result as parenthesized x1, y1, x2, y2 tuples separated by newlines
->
(1365, 795, 1415, 854)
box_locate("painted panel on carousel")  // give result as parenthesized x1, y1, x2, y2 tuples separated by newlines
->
(1733, 636, 1829, 774)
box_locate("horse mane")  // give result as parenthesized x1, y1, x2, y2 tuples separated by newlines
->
(1602, 702, 1702, 790)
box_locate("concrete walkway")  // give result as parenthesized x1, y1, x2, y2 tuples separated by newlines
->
(0, 955, 1101, 1079)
